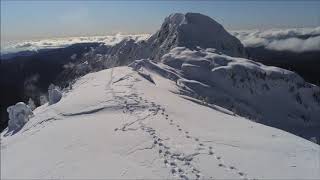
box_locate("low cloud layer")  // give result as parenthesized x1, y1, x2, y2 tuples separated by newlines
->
(231, 27, 320, 52)
(1, 34, 150, 54)
(2, 27, 320, 54)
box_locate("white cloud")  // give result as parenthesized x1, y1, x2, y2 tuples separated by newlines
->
(231, 27, 320, 52)
(1, 34, 150, 54)
(266, 36, 320, 52)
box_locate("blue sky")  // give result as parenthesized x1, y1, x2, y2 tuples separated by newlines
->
(1, 0, 320, 42)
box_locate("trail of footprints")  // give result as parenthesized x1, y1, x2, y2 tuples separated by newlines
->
(113, 82, 251, 179)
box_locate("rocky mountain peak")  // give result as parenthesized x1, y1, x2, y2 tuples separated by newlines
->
(148, 13, 247, 59)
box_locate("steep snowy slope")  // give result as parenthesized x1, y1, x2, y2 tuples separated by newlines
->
(161, 47, 320, 141)
(1, 66, 320, 179)
(146, 13, 247, 60)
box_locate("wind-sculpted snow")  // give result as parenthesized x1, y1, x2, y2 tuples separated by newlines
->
(160, 47, 320, 142)
(6, 102, 33, 133)
(129, 59, 181, 81)
(2, 67, 319, 179)
(48, 85, 62, 105)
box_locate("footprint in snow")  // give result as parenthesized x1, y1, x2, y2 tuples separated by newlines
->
(170, 162, 177, 167)
(178, 168, 184, 173)
(180, 174, 189, 180)
(192, 167, 200, 173)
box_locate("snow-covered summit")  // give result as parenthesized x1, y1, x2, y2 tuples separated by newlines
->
(147, 13, 247, 59)
(74, 12, 247, 71)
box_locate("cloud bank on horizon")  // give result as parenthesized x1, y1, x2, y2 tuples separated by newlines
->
(1, 34, 150, 54)
(2, 27, 320, 54)
(231, 27, 320, 53)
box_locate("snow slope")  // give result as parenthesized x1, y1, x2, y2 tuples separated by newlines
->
(161, 47, 320, 140)
(2, 66, 320, 179)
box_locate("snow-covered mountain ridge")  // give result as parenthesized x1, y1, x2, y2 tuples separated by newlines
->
(64, 13, 320, 143)
(2, 66, 320, 179)
(1, 12, 320, 179)
(160, 47, 320, 139)
(64, 13, 246, 74)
